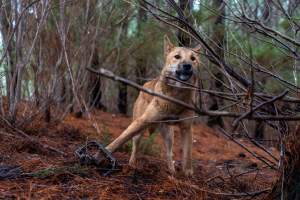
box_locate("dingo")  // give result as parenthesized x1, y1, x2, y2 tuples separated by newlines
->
(106, 35, 200, 176)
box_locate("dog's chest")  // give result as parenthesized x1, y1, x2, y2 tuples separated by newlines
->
(154, 83, 194, 115)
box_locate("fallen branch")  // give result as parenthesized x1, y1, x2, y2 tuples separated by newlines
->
(87, 67, 300, 121)
(218, 128, 277, 169)
(199, 187, 270, 197)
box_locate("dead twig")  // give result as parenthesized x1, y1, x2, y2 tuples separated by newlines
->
(0, 116, 66, 156)
(218, 128, 277, 169)
(172, 177, 270, 197)
(232, 90, 289, 127)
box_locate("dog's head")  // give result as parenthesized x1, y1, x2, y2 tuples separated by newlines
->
(162, 35, 201, 83)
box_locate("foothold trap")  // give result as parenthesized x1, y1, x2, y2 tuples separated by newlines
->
(75, 140, 118, 176)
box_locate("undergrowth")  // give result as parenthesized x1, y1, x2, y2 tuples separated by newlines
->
(30, 164, 89, 179)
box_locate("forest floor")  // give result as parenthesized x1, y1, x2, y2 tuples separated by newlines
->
(0, 110, 278, 199)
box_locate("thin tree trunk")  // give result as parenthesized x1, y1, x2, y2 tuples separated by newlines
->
(0, 1, 14, 100)
(6, 0, 26, 122)
(117, 21, 129, 114)
(207, 0, 225, 128)
(89, 48, 104, 109)
(253, 0, 272, 137)
(135, 1, 147, 85)
(32, 63, 40, 106)
(118, 69, 127, 114)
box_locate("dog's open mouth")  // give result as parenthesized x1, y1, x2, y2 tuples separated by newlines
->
(175, 70, 193, 81)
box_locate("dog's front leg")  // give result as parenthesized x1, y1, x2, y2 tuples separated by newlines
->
(106, 105, 161, 153)
(179, 122, 193, 176)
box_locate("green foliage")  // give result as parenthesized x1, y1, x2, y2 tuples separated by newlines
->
(2, 0, 299, 117)
(140, 132, 160, 156)
(118, 132, 160, 156)
(100, 126, 112, 146)
(31, 164, 89, 179)
(279, 19, 291, 31)
(119, 140, 132, 153)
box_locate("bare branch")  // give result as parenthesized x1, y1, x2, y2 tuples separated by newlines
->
(233, 90, 289, 127)
(87, 67, 300, 121)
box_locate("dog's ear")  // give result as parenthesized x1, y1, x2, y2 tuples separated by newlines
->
(192, 44, 201, 54)
(164, 35, 175, 56)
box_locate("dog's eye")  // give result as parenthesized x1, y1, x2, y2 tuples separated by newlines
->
(174, 55, 181, 59)
(191, 56, 196, 61)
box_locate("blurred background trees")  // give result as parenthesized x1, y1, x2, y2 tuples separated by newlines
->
(0, 1, 300, 198)
(0, 0, 299, 139)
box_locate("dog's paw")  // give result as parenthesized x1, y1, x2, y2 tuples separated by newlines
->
(183, 168, 193, 177)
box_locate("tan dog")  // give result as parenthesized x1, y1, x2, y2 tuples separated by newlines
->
(106, 35, 200, 176)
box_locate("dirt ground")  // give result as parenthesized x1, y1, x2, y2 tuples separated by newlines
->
(0, 110, 278, 199)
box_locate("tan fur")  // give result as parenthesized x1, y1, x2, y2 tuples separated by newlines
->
(106, 35, 201, 176)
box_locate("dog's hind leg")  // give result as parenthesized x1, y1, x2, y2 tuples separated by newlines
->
(160, 124, 175, 174)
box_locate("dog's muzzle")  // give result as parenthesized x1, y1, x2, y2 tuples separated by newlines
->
(176, 63, 193, 81)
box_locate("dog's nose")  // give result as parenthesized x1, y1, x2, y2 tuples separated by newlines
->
(183, 64, 192, 71)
